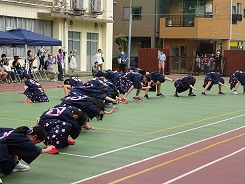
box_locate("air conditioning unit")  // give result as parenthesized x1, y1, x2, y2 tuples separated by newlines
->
(90, 0, 103, 13)
(205, 4, 212, 13)
(72, 0, 86, 11)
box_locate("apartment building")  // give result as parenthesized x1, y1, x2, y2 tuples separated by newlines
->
(159, 0, 245, 73)
(113, 0, 164, 58)
(0, 0, 113, 73)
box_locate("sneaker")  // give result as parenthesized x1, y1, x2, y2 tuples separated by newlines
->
(233, 91, 238, 95)
(0, 178, 2, 184)
(60, 96, 68, 101)
(144, 94, 149, 99)
(121, 98, 128, 104)
(23, 99, 32, 103)
(156, 93, 165, 97)
(133, 96, 143, 101)
(174, 93, 179, 97)
(67, 139, 75, 145)
(188, 93, 196, 96)
(49, 147, 59, 154)
(202, 92, 206, 96)
(218, 92, 225, 95)
(13, 163, 30, 172)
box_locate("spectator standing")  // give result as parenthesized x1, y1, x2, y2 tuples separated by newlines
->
(95, 49, 104, 71)
(214, 49, 222, 74)
(158, 50, 166, 74)
(117, 51, 128, 73)
(56, 49, 64, 81)
(68, 50, 77, 76)
(37, 46, 48, 71)
(202, 54, 210, 74)
(26, 50, 35, 75)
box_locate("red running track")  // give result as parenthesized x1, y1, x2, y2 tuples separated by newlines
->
(75, 127, 245, 184)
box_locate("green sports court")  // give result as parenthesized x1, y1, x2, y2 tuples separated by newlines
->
(1, 75, 245, 184)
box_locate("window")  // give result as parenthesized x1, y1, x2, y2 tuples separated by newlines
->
(232, 6, 236, 14)
(237, 3, 242, 14)
(123, 7, 142, 20)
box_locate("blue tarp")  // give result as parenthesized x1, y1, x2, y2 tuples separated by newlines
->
(7, 28, 62, 46)
(0, 30, 25, 45)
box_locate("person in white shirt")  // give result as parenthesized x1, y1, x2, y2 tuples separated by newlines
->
(68, 50, 77, 76)
(3, 60, 17, 83)
(95, 49, 104, 71)
(158, 50, 166, 74)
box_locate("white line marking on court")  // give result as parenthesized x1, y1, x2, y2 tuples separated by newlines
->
(163, 147, 245, 184)
(62, 114, 245, 158)
(63, 114, 245, 158)
(166, 100, 244, 108)
(71, 126, 245, 184)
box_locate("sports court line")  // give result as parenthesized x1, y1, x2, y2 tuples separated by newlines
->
(148, 109, 245, 134)
(0, 117, 34, 123)
(167, 100, 244, 109)
(96, 109, 245, 134)
(71, 127, 245, 184)
(61, 114, 245, 158)
(107, 132, 245, 184)
(164, 147, 245, 184)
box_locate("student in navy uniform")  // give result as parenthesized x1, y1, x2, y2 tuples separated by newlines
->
(143, 71, 174, 99)
(59, 76, 84, 101)
(21, 73, 49, 103)
(0, 126, 54, 177)
(174, 76, 197, 97)
(229, 70, 245, 95)
(121, 71, 152, 103)
(104, 70, 133, 96)
(202, 71, 226, 95)
(95, 71, 120, 103)
(37, 105, 88, 154)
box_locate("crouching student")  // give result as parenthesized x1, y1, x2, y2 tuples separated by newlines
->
(202, 71, 226, 96)
(21, 73, 49, 103)
(229, 70, 245, 95)
(121, 71, 152, 103)
(174, 76, 197, 97)
(0, 126, 54, 177)
(59, 76, 84, 101)
(37, 105, 88, 154)
(143, 71, 174, 99)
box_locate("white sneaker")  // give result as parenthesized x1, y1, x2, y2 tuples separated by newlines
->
(13, 163, 30, 172)
(233, 91, 238, 95)
(0, 178, 2, 184)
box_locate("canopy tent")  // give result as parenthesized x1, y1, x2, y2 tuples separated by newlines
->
(0, 31, 25, 45)
(7, 28, 62, 46)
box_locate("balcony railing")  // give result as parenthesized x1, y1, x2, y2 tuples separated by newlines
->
(165, 15, 195, 27)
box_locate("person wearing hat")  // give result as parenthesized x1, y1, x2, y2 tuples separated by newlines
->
(12, 56, 25, 81)
(45, 53, 58, 81)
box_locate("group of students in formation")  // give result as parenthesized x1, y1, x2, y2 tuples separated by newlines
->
(1, 68, 245, 184)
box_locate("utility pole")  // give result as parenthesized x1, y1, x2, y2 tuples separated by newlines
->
(127, 0, 133, 68)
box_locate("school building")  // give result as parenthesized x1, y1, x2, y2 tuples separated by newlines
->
(0, 0, 113, 73)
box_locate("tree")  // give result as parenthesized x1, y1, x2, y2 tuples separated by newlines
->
(114, 34, 128, 51)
